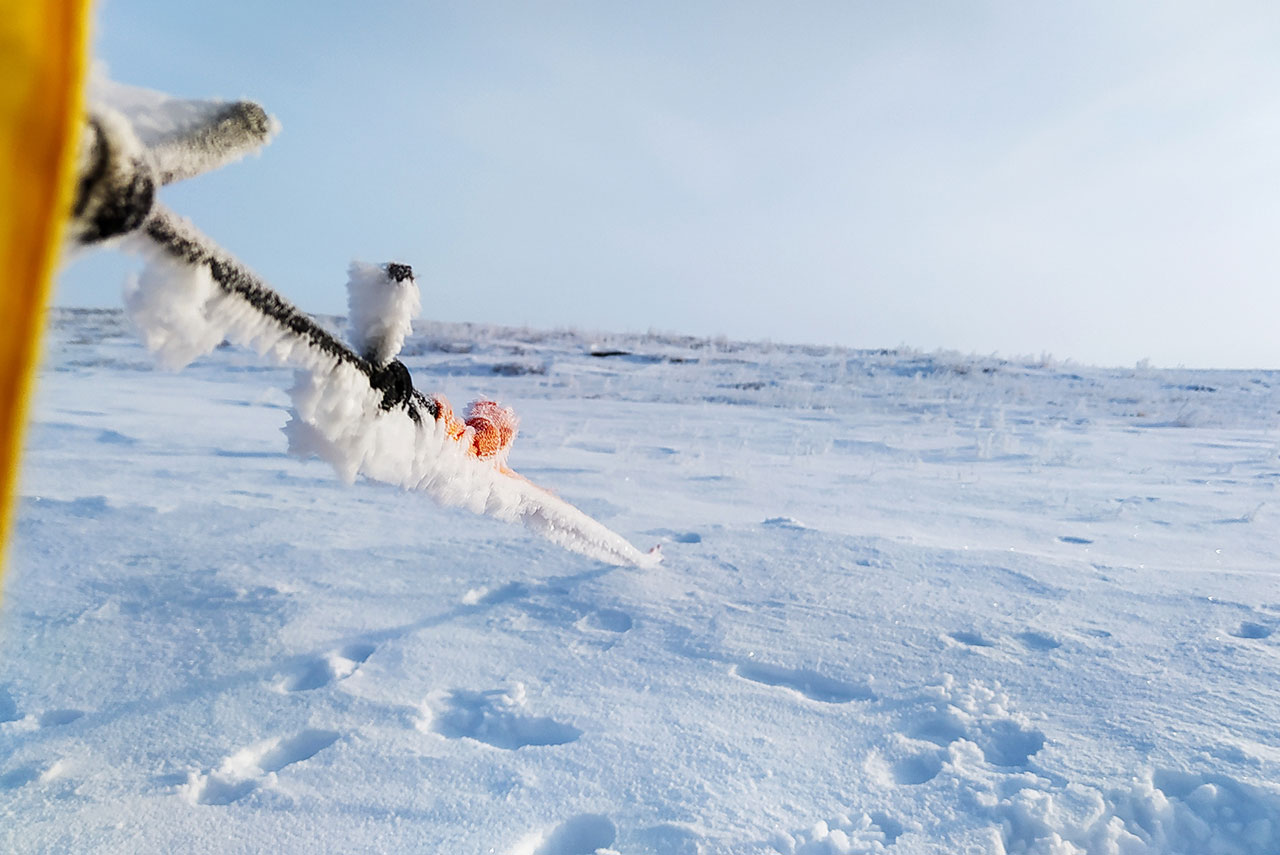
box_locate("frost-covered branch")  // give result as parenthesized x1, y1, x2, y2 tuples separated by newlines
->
(70, 80, 658, 567)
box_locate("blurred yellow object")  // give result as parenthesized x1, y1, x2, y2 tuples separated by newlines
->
(0, 0, 90, 586)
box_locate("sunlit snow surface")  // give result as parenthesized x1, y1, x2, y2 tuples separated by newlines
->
(5, 309, 1280, 854)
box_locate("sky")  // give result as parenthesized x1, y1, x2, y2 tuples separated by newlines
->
(57, 1, 1280, 369)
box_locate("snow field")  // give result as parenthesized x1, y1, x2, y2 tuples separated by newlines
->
(3, 310, 1280, 853)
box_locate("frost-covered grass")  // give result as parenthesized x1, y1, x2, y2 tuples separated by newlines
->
(4, 309, 1280, 853)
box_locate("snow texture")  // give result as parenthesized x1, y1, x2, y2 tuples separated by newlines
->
(6, 311, 1280, 853)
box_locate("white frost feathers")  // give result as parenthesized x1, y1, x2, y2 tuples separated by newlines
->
(346, 262, 420, 367)
(123, 222, 340, 376)
(123, 243, 224, 369)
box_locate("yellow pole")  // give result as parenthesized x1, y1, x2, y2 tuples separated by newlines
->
(0, 0, 91, 590)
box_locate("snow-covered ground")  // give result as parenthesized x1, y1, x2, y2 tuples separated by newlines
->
(4, 308, 1280, 854)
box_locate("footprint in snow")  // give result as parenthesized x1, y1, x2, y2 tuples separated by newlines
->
(908, 709, 969, 746)
(514, 813, 617, 855)
(425, 685, 581, 750)
(38, 709, 85, 728)
(186, 729, 340, 805)
(865, 737, 945, 788)
(732, 660, 874, 703)
(647, 528, 703, 544)
(869, 813, 905, 845)
(892, 749, 945, 785)
(0, 764, 43, 790)
(1230, 621, 1273, 640)
(947, 630, 997, 648)
(280, 643, 376, 692)
(1016, 630, 1062, 651)
(578, 608, 633, 633)
(978, 718, 1046, 767)
(897, 683, 1046, 771)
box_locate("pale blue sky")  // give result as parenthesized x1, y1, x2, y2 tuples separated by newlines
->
(59, 1, 1280, 368)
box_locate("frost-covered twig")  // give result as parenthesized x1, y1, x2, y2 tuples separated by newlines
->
(147, 100, 277, 186)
